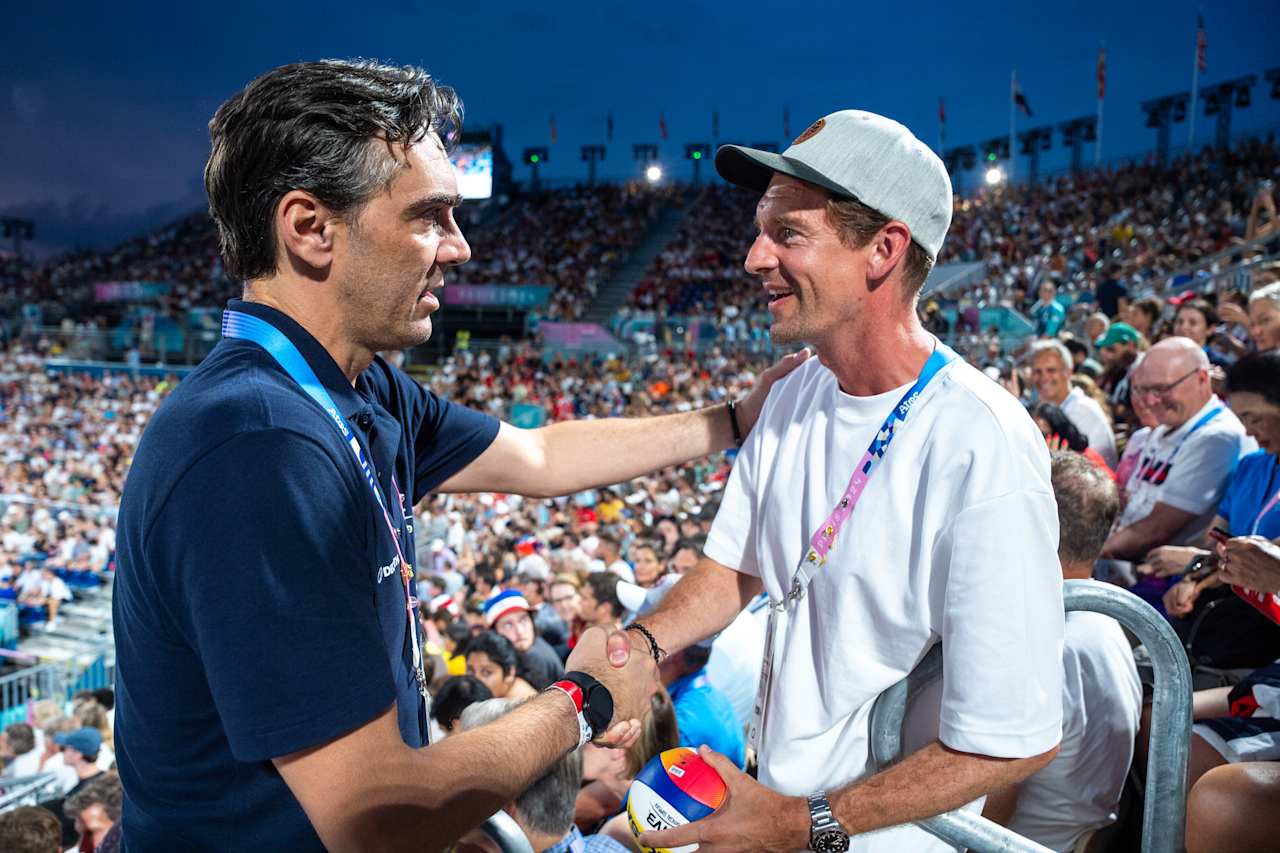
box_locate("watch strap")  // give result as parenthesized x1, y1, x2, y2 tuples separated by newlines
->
(807, 791, 849, 852)
(547, 680, 592, 750)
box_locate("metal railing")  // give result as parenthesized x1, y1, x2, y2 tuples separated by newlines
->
(0, 653, 116, 727)
(869, 579, 1192, 853)
(479, 811, 534, 853)
(0, 772, 64, 811)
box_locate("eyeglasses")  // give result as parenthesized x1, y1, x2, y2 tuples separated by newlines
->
(550, 594, 579, 605)
(1131, 368, 1202, 400)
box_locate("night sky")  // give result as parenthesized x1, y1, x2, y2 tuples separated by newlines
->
(3, 0, 1278, 257)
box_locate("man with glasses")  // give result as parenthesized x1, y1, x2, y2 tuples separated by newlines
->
(1102, 337, 1251, 563)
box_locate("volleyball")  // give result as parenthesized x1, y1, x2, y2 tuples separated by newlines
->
(626, 747, 727, 853)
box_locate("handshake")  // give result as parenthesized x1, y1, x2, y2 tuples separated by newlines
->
(562, 624, 663, 748)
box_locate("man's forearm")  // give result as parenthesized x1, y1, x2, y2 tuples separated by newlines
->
(634, 556, 761, 655)
(289, 695, 579, 852)
(829, 741, 1058, 837)
(1104, 518, 1180, 560)
(535, 405, 734, 496)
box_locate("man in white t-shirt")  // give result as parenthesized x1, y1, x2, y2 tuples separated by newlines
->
(983, 452, 1142, 852)
(601, 110, 1065, 853)
(1103, 337, 1251, 561)
(1030, 339, 1118, 467)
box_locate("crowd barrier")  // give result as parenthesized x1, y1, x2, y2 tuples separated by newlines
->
(869, 579, 1192, 853)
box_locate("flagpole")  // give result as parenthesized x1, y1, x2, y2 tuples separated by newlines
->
(1009, 71, 1017, 182)
(1188, 28, 1200, 150)
(1096, 45, 1104, 165)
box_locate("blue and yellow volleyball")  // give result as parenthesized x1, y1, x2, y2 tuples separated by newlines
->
(626, 747, 727, 853)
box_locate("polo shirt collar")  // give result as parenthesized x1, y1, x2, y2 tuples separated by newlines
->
(226, 298, 366, 420)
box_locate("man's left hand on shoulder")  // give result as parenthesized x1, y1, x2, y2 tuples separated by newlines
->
(735, 348, 810, 434)
(636, 745, 810, 853)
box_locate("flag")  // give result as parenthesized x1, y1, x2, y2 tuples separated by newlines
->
(783, 105, 791, 139)
(659, 112, 668, 141)
(1012, 73, 1033, 117)
(606, 112, 614, 142)
(1196, 13, 1207, 73)
(712, 111, 720, 138)
(549, 114, 557, 145)
(1097, 47, 1106, 100)
(938, 97, 946, 143)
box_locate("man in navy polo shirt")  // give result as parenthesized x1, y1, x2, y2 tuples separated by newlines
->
(113, 60, 803, 852)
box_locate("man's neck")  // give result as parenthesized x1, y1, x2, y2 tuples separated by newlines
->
(817, 312, 936, 397)
(1061, 562, 1093, 581)
(243, 284, 371, 386)
(526, 826, 567, 851)
(77, 763, 99, 780)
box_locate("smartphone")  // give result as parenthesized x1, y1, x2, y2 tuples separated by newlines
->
(1184, 553, 1220, 582)
(1208, 527, 1231, 544)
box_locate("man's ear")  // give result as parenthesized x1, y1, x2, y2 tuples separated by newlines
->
(863, 221, 913, 286)
(275, 190, 342, 274)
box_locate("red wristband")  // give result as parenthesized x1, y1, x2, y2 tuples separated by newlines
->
(548, 680, 591, 749)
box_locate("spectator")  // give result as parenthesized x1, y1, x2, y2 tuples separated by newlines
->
(62, 772, 123, 852)
(516, 569, 569, 652)
(40, 728, 105, 846)
(982, 452, 1141, 852)
(1093, 322, 1142, 406)
(1125, 296, 1164, 342)
(465, 632, 538, 701)
(629, 541, 665, 589)
(457, 698, 630, 853)
(547, 573, 585, 652)
(1, 723, 41, 779)
(0, 806, 62, 853)
(668, 539, 702, 575)
(484, 589, 564, 690)
(429, 675, 493, 737)
(1247, 281, 1280, 353)
(592, 535, 634, 583)
(579, 573, 625, 632)
(72, 700, 115, 772)
(1030, 281, 1066, 337)
(1094, 263, 1130, 319)
(1029, 339, 1117, 466)
(1027, 402, 1116, 479)
(1102, 338, 1250, 565)
(658, 640, 746, 770)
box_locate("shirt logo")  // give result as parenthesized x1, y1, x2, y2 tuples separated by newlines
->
(377, 555, 400, 584)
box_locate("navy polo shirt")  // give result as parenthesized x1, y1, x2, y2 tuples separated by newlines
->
(112, 299, 499, 851)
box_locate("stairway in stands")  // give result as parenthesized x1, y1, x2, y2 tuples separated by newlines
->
(581, 201, 688, 327)
(14, 578, 114, 668)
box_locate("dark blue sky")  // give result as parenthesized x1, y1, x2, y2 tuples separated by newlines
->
(3, 0, 1278, 256)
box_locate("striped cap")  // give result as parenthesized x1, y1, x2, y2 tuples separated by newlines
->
(484, 589, 531, 628)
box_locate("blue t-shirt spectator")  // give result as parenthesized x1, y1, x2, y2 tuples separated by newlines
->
(668, 670, 746, 770)
(113, 299, 499, 851)
(1218, 450, 1280, 539)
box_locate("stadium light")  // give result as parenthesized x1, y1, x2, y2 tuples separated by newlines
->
(685, 143, 711, 184)
(984, 167, 1004, 186)
(522, 146, 549, 190)
(581, 145, 606, 185)
(645, 165, 663, 184)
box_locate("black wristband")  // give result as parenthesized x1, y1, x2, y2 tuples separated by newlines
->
(560, 670, 614, 735)
(726, 400, 744, 448)
(626, 622, 666, 665)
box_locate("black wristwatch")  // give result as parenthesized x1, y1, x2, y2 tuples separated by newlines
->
(807, 791, 850, 852)
(558, 671, 614, 736)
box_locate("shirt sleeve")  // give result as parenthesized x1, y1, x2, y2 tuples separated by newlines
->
(151, 429, 396, 762)
(410, 385, 501, 503)
(937, 490, 1065, 758)
(1158, 430, 1242, 516)
(704, 438, 760, 577)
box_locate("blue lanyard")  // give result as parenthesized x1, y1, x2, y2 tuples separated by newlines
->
(221, 309, 429, 706)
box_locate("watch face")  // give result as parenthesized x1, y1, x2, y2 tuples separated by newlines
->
(812, 829, 850, 853)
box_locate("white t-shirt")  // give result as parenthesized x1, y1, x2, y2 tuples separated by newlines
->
(705, 596, 769, 726)
(1115, 396, 1251, 545)
(1007, 611, 1142, 852)
(705, 355, 1065, 853)
(1061, 387, 1118, 468)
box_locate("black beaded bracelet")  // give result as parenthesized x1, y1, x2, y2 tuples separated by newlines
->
(727, 400, 744, 448)
(626, 622, 666, 665)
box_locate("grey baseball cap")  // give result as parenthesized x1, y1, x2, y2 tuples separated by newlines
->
(715, 109, 954, 260)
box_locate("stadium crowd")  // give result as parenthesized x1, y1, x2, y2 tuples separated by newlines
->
(1, 137, 1279, 851)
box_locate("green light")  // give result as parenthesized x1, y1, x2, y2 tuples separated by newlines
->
(530, 154, 540, 164)
(987, 152, 997, 162)
(692, 150, 702, 160)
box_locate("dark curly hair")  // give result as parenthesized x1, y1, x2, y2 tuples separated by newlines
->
(205, 59, 463, 282)
(1028, 401, 1089, 453)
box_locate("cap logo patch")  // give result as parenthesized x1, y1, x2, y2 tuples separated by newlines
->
(793, 118, 825, 145)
